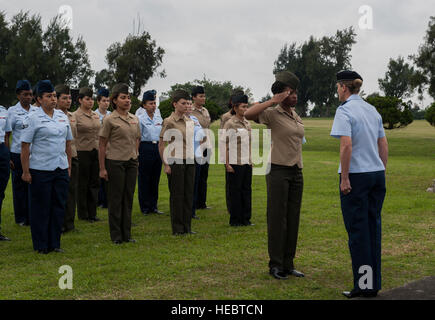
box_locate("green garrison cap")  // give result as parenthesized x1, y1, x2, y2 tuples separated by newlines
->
(171, 89, 190, 101)
(54, 84, 70, 95)
(275, 71, 300, 90)
(79, 87, 93, 97)
(111, 83, 129, 96)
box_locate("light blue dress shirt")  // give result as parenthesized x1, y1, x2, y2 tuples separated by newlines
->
(21, 108, 73, 171)
(139, 112, 163, 142)
(6, 102, 39, 153)
(330, 94, 386, 173)
(189, 115, 206, 161)
(95, 109, 111, 124)
(136, 106, 161, 118)
(0, 106, 11, 143)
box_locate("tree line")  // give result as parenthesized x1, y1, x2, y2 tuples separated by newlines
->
(0, 10, 433, 127)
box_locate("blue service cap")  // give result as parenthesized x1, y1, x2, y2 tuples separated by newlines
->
(97, 88, 110, 97)
(36, 80, 55, 95)
(16, 80, 32, 92)
(142, 90, 157, 102)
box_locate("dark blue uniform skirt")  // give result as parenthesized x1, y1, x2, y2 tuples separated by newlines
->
(0, 143, 10, 231)
(340, 171, 386, 292)
(29, 168, 69, 251)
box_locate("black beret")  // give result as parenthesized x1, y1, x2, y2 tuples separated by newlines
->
(36, 80, 55, 95)
(336, 70, 363, 82)
(111, 83, 130, 96)
(232, 94, 248, 105)
(171, 89, 190, 101)
(191, 86, 205, 97)
(16, 80, 32, 92)
(275, 71, 300, 90)
(54, 84, 70, 95)
(97, 88, 110, 97)
(142, 90, 157, 102)
(79, 87, 93, 97)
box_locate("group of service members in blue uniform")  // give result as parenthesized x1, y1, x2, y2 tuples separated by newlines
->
(0, 69, 388, 298)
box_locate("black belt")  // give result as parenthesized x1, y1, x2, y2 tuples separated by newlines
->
(141, 141, 158, 144)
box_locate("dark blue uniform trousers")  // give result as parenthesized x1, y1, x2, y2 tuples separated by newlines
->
(10, 152, 30, 224)
(138, 142, 162, 213)
(340, 171, 386, 292)
(29, 168, 69, 251)
(0, 143, 10, 231)
(192, 162, 201, 217)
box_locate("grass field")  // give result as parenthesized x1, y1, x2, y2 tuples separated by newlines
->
(0, 119, 433, 300)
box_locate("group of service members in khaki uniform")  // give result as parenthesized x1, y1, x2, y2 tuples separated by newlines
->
(0, 70, 387, 298)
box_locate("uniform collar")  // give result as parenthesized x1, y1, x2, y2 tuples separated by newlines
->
(16, 102, 34, 113)
(340, 94, 361, 106)
(172, 112, 188, 122)
(76, 107, 95, 117)
(231, 115, 249, 125)
(112, 109, 133, 120)
(276, 105, 296, 118)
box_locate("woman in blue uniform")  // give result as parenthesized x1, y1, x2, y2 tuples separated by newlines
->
(330, 70, 388, 298)
(0, 104, 11, 241)
(5, 80, 39, 226)
(21, 80, 73, 254)
(137, 90, 164, 215)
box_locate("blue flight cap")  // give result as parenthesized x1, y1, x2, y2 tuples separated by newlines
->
(16, 80, 32, 93)
(142, 90, 157, 102)
(97, 88, 110, 97)
(36, 80, 55, 95)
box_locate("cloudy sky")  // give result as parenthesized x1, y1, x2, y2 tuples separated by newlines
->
(2, 0, 434, 107)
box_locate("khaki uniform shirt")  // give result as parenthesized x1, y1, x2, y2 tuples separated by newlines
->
(67, 111, 77, 158)
(99, 110, 141, 161)
(191, 106, 211, 129)
(160, 112, 194, 161)
(220, 111, 232, 129)
(257, 105, 304, 168)
(223, 116, 252, 165)
(73, 108, 101, 151)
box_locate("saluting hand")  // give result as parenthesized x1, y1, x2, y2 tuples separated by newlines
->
(271, 91, 290, 104)
(100, 169, 109, 181)
(340, 177, 352, 195)
(22, 172, 32, 184)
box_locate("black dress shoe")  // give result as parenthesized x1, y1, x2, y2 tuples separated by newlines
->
(88, 217, 101, 222)
(188, 231, 197, 234)
(269, 267, 288, 280)
(17, 222, 26, 226)
(0, 233, 11, 241)
(37, 248, 49, 254)
(192, 215, 200, 219)
(285, 269, 305, 277)
(342, 289, 363, 299)
(125, 239, 136, 243)
(113, 240, 122, 244)
(53, 248, 65, 253)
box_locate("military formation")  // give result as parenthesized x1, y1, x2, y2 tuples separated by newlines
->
(0, 70, 388, 298)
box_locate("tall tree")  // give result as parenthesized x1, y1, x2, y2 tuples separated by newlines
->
(274, 27, 356, 117)
(0, 11, 94, 106)
(98, 31, 165, 97)
(411, 16, 435, 99)
(378, 56, 415, 99)
(43, 15, 94, 88)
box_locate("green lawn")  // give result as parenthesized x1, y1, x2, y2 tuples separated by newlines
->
(0, 119, 433, 299)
